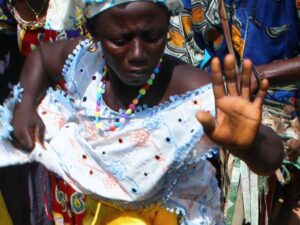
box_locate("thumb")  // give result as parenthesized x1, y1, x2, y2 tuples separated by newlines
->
(196, 111, 216, 135)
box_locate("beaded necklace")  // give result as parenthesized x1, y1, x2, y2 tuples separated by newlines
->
(95, 57, 163, 131)
(24, 0, 48, 20)
(7, 1, 46, 30)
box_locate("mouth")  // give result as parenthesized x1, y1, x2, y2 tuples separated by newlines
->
(124, 68, 152, 81)
(126, 69, 151, 75)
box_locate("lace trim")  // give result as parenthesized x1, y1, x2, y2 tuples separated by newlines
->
(61, 38, 92, 86)
(0, 84, 23, 140)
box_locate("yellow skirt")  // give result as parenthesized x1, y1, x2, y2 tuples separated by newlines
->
(82, 197, 178, 225)
(0, 192, 13, 225)
(51, 176, 179, 225)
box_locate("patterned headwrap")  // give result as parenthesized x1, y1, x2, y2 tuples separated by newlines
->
(78, 0, 183, 18)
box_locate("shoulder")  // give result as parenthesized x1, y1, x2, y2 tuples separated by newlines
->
(40, 37, 84, 61)
(38, 37, 85, 78)
(163, 54, 211, 96)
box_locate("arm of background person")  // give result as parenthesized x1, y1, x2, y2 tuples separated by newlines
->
(256, 56, 300, 83)
(248, 57, 300, 93)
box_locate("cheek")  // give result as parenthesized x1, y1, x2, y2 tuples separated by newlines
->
(101, 41, 125, 57)
(151, 37, 167, 54)
(101, 49, 125, 77)
(101, 43, 126, 65)
(148, 40, 167, 60)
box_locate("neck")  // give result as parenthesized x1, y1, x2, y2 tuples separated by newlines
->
(103, 60, 171, 111)
(105, 70, 141, 109)
(15, 0, 48, 21)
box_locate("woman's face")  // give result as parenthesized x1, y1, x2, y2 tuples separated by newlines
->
(92, 2, 169, 86)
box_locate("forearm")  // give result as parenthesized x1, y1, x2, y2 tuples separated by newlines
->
(18, 38, 81, 107)
(256, 57, 300, 83)
(19, 48, 51, 107)
(238, 125, 284, 176)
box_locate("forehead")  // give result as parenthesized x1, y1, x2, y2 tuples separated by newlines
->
(93, 2, 169, 32)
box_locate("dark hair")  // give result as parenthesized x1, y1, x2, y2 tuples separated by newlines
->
(86, 16, 98, 39)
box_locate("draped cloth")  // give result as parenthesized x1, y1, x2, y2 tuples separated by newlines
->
(0, 39, 224, 224)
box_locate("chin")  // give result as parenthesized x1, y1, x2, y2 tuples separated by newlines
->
(121, 73, 150, 87)
(123, 79, 147, 87)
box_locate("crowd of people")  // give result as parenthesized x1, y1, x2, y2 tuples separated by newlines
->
(0, 0, 299, 225)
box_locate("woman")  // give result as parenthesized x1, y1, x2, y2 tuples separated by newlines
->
(0, 0, 283, 224)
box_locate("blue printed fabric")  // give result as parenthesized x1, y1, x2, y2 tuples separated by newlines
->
(0, 0, 15, 25)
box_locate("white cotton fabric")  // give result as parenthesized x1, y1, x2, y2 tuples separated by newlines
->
(45, 0, 85, 30)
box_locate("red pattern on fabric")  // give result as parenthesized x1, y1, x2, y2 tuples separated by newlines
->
(20, 29, 58, 56)
(49, 173, 87, 225)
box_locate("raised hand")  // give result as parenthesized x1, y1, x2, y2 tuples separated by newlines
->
(197, 54, 269, 154)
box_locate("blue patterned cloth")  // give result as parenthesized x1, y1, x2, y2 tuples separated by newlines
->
(167, 0, 300, 119)
(0, 0, 14, 25)
(180, 0, 300, 65)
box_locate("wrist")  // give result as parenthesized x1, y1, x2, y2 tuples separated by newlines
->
(226, 143, 253, 161)
(19, 92, 37, 108)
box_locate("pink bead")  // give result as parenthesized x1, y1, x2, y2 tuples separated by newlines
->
(120, 117, 126, 123)
(96, 106, 100, 111)
(129, 104, 136, 110)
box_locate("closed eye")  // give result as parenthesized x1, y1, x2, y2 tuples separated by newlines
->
(141, 30, 166, 43)
(109, 33, 134, 46)
(110, 38, 126, 46)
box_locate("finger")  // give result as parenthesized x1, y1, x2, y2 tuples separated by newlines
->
(11, 129, 34, 151)
(196, 111, 216, 136)
(254, 79, 269, 108)
(211, 57, 226, 99)
(240, 59, 252, 99)
(21, 129, 35, 151)
(11, 133, 24, 150)
(224, 54, 238, 96)
(36, 122, 45, 149)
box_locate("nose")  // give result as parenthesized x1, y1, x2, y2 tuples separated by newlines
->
(128, 38, 147, 66)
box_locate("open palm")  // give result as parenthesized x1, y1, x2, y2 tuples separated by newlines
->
(197, 55, 268, 152)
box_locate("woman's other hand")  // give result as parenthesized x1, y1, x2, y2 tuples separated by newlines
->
(197, 54, 268, 154)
